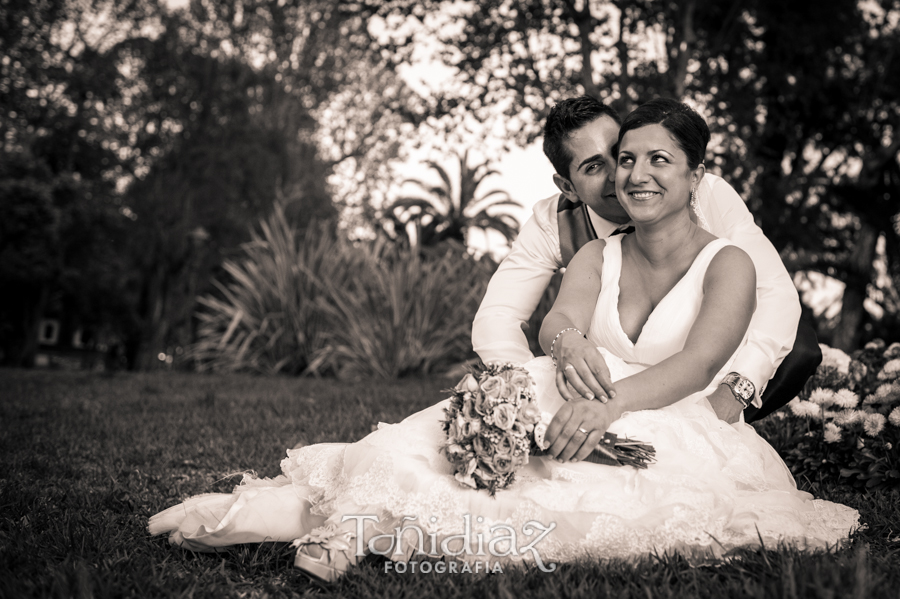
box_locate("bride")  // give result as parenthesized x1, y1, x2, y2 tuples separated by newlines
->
(149, 99, 858, 580)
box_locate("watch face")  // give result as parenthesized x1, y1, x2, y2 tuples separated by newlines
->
(735, 379, 754, 399)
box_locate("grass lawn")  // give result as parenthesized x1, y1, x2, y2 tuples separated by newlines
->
(1, 367, 899, 598)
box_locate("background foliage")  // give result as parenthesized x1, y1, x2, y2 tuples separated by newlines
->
(188, 205, 493, 378)
(2, 0, 898, 372)
(371, 0, 900, 349)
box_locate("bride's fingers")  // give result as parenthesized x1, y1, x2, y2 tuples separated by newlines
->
(576, 366, 609, 403)
(558, 428, 589, 462)
(544, 403, 573, 450)
(548, 413, 588, 461)
(562, 364, 596, 401)
(586, 352, 616, 399)
(572, 429, 605, 462)
(555, 369, 576, 401)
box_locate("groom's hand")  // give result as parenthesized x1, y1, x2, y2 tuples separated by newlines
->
(706, 385, 743, 424)
(544, 400, 621, 463)
(555, 335, 616, 402)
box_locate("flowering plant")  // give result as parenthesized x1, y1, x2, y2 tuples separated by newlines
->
(776, 340, 900, 490)
(441, 363, 656, 495)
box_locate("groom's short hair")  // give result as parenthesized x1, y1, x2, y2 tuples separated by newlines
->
(543, 96, 621, 178)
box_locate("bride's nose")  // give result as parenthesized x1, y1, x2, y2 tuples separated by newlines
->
(629, 158, 651, 184)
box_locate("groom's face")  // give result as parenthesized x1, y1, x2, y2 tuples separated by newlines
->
(560, 115, 630, 224)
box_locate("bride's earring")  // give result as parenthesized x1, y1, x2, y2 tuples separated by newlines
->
(690, 187, 711, 231)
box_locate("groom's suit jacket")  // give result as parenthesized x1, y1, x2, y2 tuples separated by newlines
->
(471, 174, 800, 405)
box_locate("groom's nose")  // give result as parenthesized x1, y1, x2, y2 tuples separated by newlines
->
(606, 164, 616, 182)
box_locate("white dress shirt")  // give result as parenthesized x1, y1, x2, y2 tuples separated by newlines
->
(471, 174, 801, 405)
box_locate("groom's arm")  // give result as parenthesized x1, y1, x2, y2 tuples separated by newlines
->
(472, 195, 564, 365)
(700, 175, 801, 414)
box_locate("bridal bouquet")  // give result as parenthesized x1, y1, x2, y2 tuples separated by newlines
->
(440, 363, 656, 495)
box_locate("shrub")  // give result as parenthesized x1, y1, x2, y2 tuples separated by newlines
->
(187, 206, 357, 374)
(307, 240, 492, 378)
(772, 340, 900, 490)
(187, 206, 493, 378)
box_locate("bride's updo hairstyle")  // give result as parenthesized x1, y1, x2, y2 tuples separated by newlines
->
(617, 98, 710, 170)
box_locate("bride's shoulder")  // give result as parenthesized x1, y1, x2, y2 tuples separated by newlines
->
(704, 244, 756, 290)
(571, 238, 607, 261)
(566, 238, 607, 274)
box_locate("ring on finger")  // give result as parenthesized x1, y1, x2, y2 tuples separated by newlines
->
(577, 427, 589, 435)
(564, 364, 576, 371)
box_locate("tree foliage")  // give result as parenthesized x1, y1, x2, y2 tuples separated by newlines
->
(374, 0, 900, 350)
(0, 0, 426, 368)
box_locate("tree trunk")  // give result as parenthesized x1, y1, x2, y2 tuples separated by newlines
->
(570, 2, 601, 99)
(671, 0, 697, 99)
(8, 282, 50, 367)
(832, 223, 879, 351)
(132, 261, 169, 370)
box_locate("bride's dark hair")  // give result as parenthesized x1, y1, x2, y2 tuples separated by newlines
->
(617, 99, 710, 169)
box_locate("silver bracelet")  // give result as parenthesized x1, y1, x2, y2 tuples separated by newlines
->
(550, 327, 583, 362)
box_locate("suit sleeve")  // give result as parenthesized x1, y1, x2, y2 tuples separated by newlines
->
(472, 197, 563, 365)
(705, 176, 801, 404)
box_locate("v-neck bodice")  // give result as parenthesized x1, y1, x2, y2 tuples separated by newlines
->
(587, 234, 733, 368)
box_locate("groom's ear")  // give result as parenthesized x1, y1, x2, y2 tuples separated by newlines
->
(553, 173, 578, 201)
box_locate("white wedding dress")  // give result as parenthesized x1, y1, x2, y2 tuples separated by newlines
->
(150, 236, 858, 567)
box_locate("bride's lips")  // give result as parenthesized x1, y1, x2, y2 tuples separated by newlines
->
(627, 190, 660, 200)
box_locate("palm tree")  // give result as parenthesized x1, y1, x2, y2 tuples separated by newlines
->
(383, 150, 522, 248)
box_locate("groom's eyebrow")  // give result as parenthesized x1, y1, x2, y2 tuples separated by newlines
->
(576, 153, 607, 171)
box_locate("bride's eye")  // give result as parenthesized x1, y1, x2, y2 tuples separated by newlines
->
(618, 155, 634, 167)
(651, 154, 669, 164)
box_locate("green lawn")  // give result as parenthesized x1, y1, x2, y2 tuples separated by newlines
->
(1, 368, 898, 598)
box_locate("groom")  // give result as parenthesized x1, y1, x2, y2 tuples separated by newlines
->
(472, 96, 821, 423)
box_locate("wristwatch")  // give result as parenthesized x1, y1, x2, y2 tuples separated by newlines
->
(721, 372, 755, 409)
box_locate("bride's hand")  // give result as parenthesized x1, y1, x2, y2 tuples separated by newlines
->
(544, 399, 621, 463)
(554, 332, 616, 402)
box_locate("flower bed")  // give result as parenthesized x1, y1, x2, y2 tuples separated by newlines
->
(775, 339, 900, 490)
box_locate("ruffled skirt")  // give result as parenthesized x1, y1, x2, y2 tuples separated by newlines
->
(149, 356, 859, 567)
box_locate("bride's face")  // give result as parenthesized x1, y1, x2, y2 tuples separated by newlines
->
(615, 124, 703, 225)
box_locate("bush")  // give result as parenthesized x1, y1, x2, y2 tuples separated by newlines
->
(308, 240, 492, 378)
(188, 206, 493, 378)
(767, 340, 900, 490)
(187, 206, 357, 374)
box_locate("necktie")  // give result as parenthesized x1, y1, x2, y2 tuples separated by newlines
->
(609, 224, 635, 236)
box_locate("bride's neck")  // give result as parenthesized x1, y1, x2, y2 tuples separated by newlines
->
(632, 213, 704, 267)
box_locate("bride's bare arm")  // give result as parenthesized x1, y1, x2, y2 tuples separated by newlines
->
(545, 245, 756, 462)
(538, 239, 616, 401)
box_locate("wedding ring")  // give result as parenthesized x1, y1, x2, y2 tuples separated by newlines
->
(577, 427, 589, 435)
(564, 365, 576, 371)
